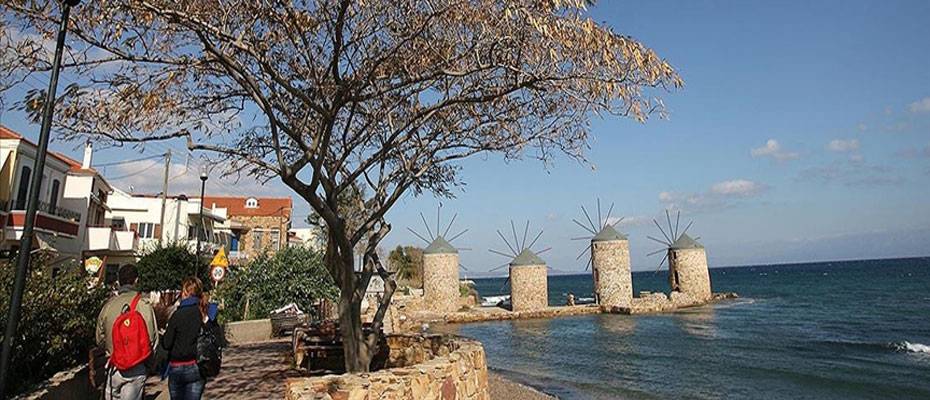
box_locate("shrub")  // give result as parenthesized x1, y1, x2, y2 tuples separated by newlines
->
(216, 246, 338, 322)
(136, 242, 210, 292)
(0, 255, 108, 397)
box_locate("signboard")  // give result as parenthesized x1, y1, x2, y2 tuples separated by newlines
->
(209, 247, 228, 282)
(85, 256, 104, 275)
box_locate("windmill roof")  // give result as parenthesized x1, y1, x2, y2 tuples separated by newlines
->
(423, 236, 457, 254)
(670, 233, 703, 250)
(591, 225, 628, 242)
(510, 248, 545, 266)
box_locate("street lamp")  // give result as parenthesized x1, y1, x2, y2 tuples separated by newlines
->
(197, 165, 208, 259)
(0, 0, 81, 396)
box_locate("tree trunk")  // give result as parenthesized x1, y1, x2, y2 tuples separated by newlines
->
(338, 288, 371, 372)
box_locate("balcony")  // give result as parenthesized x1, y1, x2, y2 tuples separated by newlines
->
(10, 199, 82, 222)
(87, 227, 138, 252)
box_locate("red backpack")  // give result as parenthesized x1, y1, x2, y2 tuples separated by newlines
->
(110, 293, 152, 370)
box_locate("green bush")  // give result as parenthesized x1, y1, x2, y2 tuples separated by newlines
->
(215, 246, 338, 322)
(136, 242, 210, 292)
(0, 256, 108, 397)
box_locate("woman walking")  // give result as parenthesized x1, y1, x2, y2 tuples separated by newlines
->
(162, 277, 208, 399)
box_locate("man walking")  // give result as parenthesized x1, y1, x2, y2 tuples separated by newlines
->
(95, 265, 159, 400)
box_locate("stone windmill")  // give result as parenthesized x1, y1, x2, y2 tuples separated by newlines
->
(648, 210, 712, 302)
(572, 199, 632, 309)
(488, 221, 551, 312)
(407, 205, 469, 313)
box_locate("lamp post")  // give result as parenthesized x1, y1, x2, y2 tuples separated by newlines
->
(0, 1, 80, 396)
(197, 166, 208, 259)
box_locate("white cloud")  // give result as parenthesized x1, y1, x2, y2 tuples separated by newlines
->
(750, 139, 799, 162)
(710, 179, 765, 197)
(659, 179, 768, 213)
(798, 160, 902, 187)
(856, 123, 868, 132)
(608, 215, 651, 228)
(826, 138, 860, 153)
(908, 97, 930, 114)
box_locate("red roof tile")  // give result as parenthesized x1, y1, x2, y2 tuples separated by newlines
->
(202, 196, 292, 218)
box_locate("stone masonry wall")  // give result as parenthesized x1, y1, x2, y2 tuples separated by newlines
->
(286, 334, 489, 400)
(669, 248, 711, 301)
(509, 264, 548, 312)
(591, 239, 632, 309)
(232, 215, 289, 258)
(423, 253, 460, 313)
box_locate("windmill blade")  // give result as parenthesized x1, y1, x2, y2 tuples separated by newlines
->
(665, 210, 675, 244)
(527, 229, 544, 249)
(653, 253, 669, 275)
(536, 247, 553, 255)
(610, 216, 625, 227)
(443, 213, 458, 238)
(489, 262, 510, 272)
(647, 235, 670, 246)
(498, 277, 511, 293)
(511, 220, 521, 252)
(457, 247, 473, 251)
(604, 202, 615, 229)
(674, 210, 681, 239)
(581, 205, 599, 233)
(571, 236, 593, 241)
(693, 236, 701, 242)
(680, 220, 694, 239)
(521, 220, 530, 251)
(459, 263, 469, 272)
(437, 204, 441, 239)
(653, 219, 672, 243)
(407, 227, 431, 244)
(489, 249, 514, 258)
(420, 212, 434, 240)
(572, 219, 596, 235)
(584, 256, 593, 271)
(647, 248, 667, 257)
(575, 245, 589, 261)
(497, 230, 517, 255)
(447, 229, 468, 243)
(597, 198, 602, 230)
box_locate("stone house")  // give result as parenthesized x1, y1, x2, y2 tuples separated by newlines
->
(202, 196, 292, 263)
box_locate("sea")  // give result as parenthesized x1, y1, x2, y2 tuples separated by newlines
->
(440, 257, 930, 399)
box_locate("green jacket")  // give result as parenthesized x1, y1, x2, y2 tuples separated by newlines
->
(95, 286, 159, 354)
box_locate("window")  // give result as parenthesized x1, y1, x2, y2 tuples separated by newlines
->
(253, 230, 264, 250)
(245, 197, 258, 208)
(137, 222, 156, 239)
(49, 179, 60, 210)
(15, 167, 31, 209)
(270, 229, 281, 250)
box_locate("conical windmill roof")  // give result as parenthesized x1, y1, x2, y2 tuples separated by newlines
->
(591, 225, 628, 242)
(510, 248, 546, 266)
(670, 233, 703, 250)
(423, 236, 458, 254)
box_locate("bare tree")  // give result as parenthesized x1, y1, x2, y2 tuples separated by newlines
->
(1, 0, 681, 372)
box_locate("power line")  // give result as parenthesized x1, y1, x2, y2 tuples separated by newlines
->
(93, 153, 164, 167)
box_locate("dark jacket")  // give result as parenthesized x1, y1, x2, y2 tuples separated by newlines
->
(162, 297, 203, 362)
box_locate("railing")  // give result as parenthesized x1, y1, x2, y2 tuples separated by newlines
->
(10, 199, 82, 222)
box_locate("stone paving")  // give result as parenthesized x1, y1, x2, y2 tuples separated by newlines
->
(145, 339, 301, 399)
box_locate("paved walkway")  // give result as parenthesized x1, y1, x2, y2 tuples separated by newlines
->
(145, 339, 300, 399)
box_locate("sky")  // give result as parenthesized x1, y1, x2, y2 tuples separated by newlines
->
(1, 0, 929, 275)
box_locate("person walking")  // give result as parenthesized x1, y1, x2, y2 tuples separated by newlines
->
(162, 277, 208, 400)
(95, 265, 159, 400)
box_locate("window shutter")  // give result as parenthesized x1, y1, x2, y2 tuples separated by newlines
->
(154, 224, 162, 239)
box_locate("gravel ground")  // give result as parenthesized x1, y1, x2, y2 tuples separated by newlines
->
(488, 372, 557, 400)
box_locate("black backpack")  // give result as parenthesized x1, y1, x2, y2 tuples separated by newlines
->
(196, 321, 224, 379)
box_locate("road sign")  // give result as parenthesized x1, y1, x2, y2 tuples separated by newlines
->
(210, 247, 228, 282)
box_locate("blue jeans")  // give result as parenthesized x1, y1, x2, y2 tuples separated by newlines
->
(168, 364, 204, 400)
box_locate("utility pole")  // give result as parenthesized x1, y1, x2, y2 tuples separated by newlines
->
(158, 150, 171, 246)
(0, 1, 81, 396)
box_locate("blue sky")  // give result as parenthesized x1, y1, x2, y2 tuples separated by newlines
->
(2, 0, 929, 274)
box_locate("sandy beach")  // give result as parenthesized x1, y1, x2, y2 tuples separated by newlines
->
(489, 372, 557, 400)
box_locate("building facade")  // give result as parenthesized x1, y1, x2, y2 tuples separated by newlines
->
(202, 196, 292, 263)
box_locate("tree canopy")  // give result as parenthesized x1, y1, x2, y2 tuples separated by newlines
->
(1, 0, 680, 371)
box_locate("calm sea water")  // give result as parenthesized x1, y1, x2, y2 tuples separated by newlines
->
(441, 257, 930, 399)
